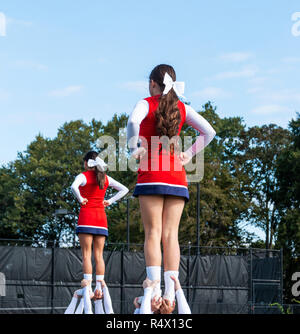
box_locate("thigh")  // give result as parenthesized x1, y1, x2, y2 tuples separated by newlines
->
(139, 195, 164, 232)
(78, 233, 93, 254)
(162, 196, 185, 231)
(93, 235, 106, 253)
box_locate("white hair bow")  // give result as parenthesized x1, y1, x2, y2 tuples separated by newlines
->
(87, 156, 107, 172)
(162, 72, 185, 98)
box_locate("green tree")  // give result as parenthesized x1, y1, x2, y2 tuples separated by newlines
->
(0, 106, 279, 249)
(236, 124, 291, 249)
(179, 102, 251, 247)
(0, 163, 23, 239)
(0, 120, 105, 244)
(275, 113, 300, 303)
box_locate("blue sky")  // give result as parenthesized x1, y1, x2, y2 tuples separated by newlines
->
(0, 0, 300, 166)
(1, 0, 299, 240)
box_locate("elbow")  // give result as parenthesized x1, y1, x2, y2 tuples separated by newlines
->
(210, 128, 216, 141)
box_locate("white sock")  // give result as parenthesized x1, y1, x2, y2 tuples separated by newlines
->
(83, 273, 93, 295)
(163, 270, 178, 302)
(83, 273, 92, 283)
(146, 266, 161, 281)
(96, 275, 104, 292)
(83, 273, 92, 279)
(146, 266, 161, 298)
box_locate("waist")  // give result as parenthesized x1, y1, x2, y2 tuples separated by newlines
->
(80, 200, 104, 209)
(139, 153, 184, 172)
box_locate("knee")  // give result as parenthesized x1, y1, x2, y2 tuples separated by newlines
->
(145, 224, 162, 241)
(94, 251, 104, 263)
(82, 251, 92, 263)
(162, 227, 178, 245)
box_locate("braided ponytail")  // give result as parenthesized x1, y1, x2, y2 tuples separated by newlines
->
(149, 64, 181, 154)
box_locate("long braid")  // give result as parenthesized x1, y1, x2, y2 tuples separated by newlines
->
(150, 64, 181, 154)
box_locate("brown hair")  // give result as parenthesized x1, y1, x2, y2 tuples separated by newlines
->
(83, 151, 106, 189)
(150, 64, 181, 139)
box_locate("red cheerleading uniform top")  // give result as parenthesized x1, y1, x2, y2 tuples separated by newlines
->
(134, 95, 189, 200)
(77, 170, 109, 236)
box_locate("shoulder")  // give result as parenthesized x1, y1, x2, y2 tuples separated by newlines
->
(184, 104, 196, 114)
(81, 171, 92, 179)
(135, 99, 149, 113)
(129, 99, 149, 123)
(76, 172, 87, 179)
(72, 173, 87, 186)
(81, 170, 96, 183)
(106, 175, 115, 186)
(184, 104, 200, 121)
(144, 95, 160, 107)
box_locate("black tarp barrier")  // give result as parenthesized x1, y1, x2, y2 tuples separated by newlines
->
(0, 245, 283, 314)
(251, 251, 283, 313)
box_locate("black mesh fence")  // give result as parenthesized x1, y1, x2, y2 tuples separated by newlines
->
(0, 239, 286, 314)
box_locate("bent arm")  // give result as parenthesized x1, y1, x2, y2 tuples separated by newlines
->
(70, 174, 87, 204)
(106, 176, 129, 205)
(184, 105, 216, 157)
(127, 100, 149, 154)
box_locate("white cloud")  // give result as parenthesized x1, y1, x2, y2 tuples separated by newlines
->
(250, 88, 300, 104)
(6, 17, 33, 27)
(219, 52, 254, 63)
(213, 65, 258, 80)
(282, 57, 300, 63)
(14, 60, 48, 71)
(192, 87, 231, 100)
(251, 104, 292, 115)
(264, 90, 300, 103)
(0, 12, 6, 37)
(48, 85, 83, 97)
(122, 81, 148, 94)
(247, 87, 264, 94)
(248, 76, 268, 86)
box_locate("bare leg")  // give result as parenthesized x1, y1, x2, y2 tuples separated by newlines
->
(93, 235, 106, 275)
(78, 233, 93, 274)
(161, 196, 185, 271)
(139, 195, 164, 266)
(161, 195, 185, 302)
(93, 235, 106, 299)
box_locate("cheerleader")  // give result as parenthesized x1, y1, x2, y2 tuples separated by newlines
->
(70, 151, 129, 312)
(127, 64, 216, 303)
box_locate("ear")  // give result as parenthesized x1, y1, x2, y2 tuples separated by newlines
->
(149, 79, 156, 88)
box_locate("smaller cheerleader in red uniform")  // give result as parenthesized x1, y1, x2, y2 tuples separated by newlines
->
(71, 151, 128, 312)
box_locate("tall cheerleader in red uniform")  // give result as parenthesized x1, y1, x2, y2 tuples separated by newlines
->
(127, 64, 216, 305)
(70, 151, 128, 313)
